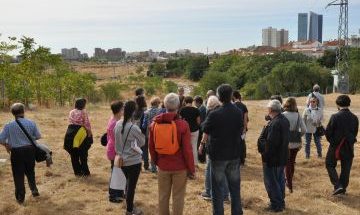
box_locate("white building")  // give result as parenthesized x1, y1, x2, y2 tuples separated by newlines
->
(262, 27, 289, 48)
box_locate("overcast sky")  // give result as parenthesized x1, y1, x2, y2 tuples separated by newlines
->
(1, 0, 360, 55)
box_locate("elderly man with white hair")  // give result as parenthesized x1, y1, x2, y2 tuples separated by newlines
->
(149, 93, 195, 215)
(0, 103, 42, 204)
(258, 99, 290, 212)
(306, 84, 325, 109)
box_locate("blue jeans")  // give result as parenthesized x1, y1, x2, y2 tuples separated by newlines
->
(305, 133, 322, 157)
(263, 164, 285, 210)
(211, 159, 243, 215)
(205, 156, 229, 198)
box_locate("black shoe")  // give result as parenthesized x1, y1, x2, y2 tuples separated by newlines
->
(265, 205, 284, 213)
(109, 197, 123, 203)
(333, 186, 344, 195)
(32, 189, 40, 197)
(16, 198, 25, 204)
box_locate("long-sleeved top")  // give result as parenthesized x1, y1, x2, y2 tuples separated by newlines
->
(302, 107, 323, 134)
(202, 103, 244, 161)
(68, 109, 91, 131)
(283, 111, 306, 149)
(325, 108, 358, 151)
(106, 116, 117, 160)
(262, 114, 290, 167)
(307, 92, 325, 109)
(149, 112, 195, 174)
(114, 121, 145, 167)
(0, 118, 41, 148)
(141, 107, 161, 135)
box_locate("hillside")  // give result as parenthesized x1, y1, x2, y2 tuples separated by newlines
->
(0, 94, 359, 215)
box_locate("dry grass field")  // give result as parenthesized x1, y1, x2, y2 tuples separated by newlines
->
(0, 93, 359, 215)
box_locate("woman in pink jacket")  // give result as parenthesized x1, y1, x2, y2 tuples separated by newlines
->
(106, 101, 124, 203)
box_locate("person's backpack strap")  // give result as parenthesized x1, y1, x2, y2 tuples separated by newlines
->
(15, 119, 37, 148)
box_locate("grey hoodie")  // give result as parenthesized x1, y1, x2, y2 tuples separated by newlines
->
(114, 120, 145, 167)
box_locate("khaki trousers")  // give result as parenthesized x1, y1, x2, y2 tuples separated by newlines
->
(158, 170, 187, 215)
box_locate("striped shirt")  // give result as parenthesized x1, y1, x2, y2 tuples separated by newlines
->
(0, 118, 41, 148)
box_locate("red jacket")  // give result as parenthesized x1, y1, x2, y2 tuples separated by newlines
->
(149, 112, 195, 174)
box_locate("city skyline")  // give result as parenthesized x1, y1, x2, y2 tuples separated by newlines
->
(1, 0, 360, 55)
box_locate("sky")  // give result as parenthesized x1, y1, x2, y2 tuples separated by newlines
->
(1, 0, 360, 55)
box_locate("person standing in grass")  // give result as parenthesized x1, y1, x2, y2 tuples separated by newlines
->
(179, 96, 201, 167)
(0, 103, 41, 204)
(282, 97, 306, 193)
(106, 100, 125, 203)
(114, 100, 145, 215)
(64, 98, 93, 177)
(202, 84, 244, 215)
(199, 95, 230, 202)
(141, 96, 162, 172)
(149, 93, 195, 215)
(194, 95, 207, 164)
(325, 95, 358, 195)
(258, 100, 289, 213)
(302, 97, 323, 158)
(233, 91, 249, 165)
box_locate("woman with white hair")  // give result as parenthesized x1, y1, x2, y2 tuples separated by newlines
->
(199, 95, 230, 201)
(0, 103, 42, 204)
(149, 93, 195, 215)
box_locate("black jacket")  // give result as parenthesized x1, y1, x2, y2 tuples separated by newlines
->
(203, 103, 244, 161)
(259, 114, 290, 167)
(325, 109, 358, 149)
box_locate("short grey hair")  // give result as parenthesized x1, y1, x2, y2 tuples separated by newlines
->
(164, 93, 180, 112)
(206, 96, 221, 111)
(267, 100, 282, 113)
(11, 103, 25, 116)
(313, 84, 320, 91)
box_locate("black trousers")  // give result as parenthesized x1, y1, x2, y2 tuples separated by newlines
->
(325, 146, 353, 190)
(10, 146, 37, 201)
(70, 148, 90, 176)
(122, 163, 142, 212)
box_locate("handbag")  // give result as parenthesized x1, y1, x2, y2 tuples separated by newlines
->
(289, 113, 302, 143)
(15, 119, 49, 163)
(100, 133, 107, 146)
(116, 124, 133, 167)
(315, 125, 325, 137)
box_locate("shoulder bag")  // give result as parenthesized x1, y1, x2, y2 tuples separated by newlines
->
(15, 119, 49, 163)
(289, 113, 302, 143)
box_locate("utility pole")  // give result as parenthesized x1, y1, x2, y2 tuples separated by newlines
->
(326, 0, 350, 93)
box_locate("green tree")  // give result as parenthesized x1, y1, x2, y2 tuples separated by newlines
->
(318, 50, 336, 68)
(198, 71, 234, 95)
(185, 56, 209, 81)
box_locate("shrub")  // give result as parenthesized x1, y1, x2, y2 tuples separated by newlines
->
(163, 80, 178, 93)
(144, 77, 162, 96)
(100, 82, 123, 102)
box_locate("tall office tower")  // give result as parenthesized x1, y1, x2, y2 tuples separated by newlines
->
(298, 13, 308, 41)
(309, 11, 323, 42)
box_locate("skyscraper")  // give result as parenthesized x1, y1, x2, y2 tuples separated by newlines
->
(262, 27, 289, 48)
(298, 13, 308, 41)
(309, 11, 323, 43)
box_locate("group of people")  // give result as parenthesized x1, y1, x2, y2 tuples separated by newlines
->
(0, 83, 358, 215)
